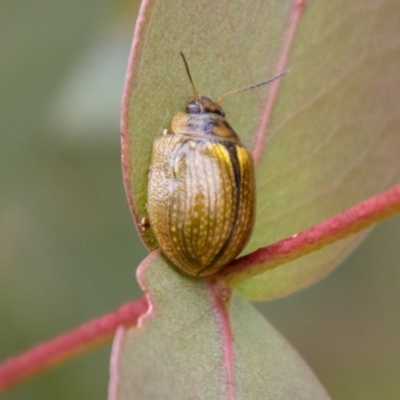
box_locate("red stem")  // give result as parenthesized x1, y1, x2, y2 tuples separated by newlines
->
(216, 184, 400, 285)
(1, 185, 399, 393)
(0, 297, 148, 393)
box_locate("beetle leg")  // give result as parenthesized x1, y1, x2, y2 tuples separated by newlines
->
(139, 216, 150, 232)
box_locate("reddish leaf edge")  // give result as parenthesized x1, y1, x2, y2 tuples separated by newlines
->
(0, 297, 148, 394)
(121, 0, 153, 244)
(253, 0, 306, 163)
(215, 184, 400, 286)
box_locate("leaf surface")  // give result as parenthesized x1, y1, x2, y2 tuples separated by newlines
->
(237, 0, 400, 299)
(109, 253, 330, 399)
(122, 0, 400, 300)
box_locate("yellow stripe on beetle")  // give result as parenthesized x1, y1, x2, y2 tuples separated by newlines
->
(146, 52, 287, 276)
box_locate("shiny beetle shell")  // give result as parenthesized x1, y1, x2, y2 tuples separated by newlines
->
(147, 93, 256, 276)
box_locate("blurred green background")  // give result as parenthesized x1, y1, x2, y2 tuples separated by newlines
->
(0, 1, 399, 399)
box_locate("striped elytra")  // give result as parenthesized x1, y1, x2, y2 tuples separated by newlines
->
(146, 53, 286, 276)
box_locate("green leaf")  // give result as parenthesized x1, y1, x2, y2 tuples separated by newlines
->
(122, 0, 295, 249)
(122, 0, 400, 300)
(109, 253, 330, 399)
(236, 0, 400, 299)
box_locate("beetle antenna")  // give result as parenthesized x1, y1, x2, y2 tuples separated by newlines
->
(217, 70, 289, 104)
(180, 51, 199, 100)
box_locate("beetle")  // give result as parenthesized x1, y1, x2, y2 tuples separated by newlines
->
(146, 52, 287, 276)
